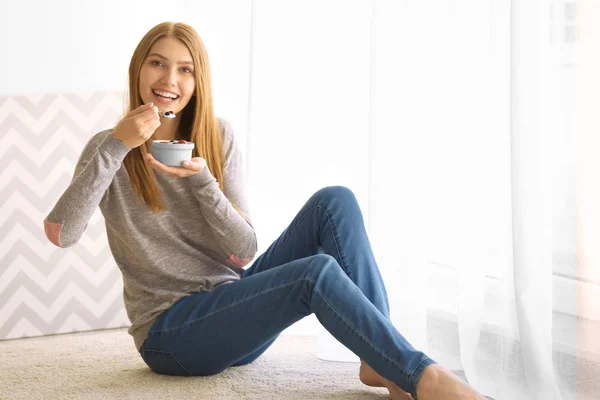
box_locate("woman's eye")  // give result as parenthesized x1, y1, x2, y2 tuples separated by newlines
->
(149, 60, 191, 74)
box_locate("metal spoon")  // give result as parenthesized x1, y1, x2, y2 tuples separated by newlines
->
(159, 111, 176, 119)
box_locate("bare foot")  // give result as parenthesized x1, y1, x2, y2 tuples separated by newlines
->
(359, 360, 414, 399)
(416, 364, 486, 400)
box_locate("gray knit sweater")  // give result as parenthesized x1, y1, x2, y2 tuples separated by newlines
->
(43, 118, 257, 351)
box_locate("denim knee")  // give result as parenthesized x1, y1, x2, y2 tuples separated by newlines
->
(314, 185, 357, 206)
(303, 254, 345, 283)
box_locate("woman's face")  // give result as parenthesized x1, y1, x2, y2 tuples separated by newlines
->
(139, 36, 196, 115)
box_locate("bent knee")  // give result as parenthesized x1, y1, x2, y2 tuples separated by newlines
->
(315, 185, 356, 202)
(305, 254, 344, 277)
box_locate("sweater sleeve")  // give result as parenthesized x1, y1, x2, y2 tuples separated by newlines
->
(186, 118, 257, 268)
(43, 131, 131, 248)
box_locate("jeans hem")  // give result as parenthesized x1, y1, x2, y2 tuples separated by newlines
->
(408, 357, 437, 400)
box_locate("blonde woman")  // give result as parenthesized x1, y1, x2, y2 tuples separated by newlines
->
(44, 22, 487, 400)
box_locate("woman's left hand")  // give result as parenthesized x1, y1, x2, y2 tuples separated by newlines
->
(145, 153, 207, 178)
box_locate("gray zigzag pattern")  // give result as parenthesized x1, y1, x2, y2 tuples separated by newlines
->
(1, 241, 113, 272)
(0, 267, 122, 306)
(0, 296, 128, 338)
(0, 144, 80, 172)
(62, 93, 125, 116)
(0, 95, 56, 115)
(0, 110, 122, 141)
(0, 92, 129, 340)
(0, 92, 124, 117)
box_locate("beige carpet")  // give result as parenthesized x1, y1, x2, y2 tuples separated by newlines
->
(0, 328, 390, 400)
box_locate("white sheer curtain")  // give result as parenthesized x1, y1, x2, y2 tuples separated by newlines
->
(367, 1, 593, 399)
(246, 1, 598, 399)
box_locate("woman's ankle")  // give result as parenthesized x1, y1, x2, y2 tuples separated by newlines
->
(416, 364, 486, 400)
(359, 360, 414, 399)
(359, 360, 385, 387)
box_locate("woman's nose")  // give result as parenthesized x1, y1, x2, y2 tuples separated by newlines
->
(161, 69, 178, 86)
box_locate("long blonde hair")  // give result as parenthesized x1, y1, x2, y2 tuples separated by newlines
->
(122, 21, 242, 216)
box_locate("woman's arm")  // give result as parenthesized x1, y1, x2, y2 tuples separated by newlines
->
(186, 119, 257, 268)
(43, 131, 131, 248)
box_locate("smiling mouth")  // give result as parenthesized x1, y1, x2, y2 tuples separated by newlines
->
(152, 89, 180, 101)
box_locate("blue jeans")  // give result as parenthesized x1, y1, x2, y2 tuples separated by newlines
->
(139, 186, 436, 398)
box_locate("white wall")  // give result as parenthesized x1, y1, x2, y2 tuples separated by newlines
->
(246, 0, 372, 339)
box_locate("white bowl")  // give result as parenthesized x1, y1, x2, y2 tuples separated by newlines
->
(152, 140, 195, 167)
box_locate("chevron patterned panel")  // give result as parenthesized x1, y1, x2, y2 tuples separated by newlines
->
(0, 92, 132, 340)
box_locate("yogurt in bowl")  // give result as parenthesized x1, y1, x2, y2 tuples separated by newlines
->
(152, 140, 195, 167)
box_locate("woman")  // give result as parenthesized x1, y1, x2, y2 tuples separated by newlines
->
(44, 21, 486, 400)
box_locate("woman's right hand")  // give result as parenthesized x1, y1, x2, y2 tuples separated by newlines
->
(112, 102, 161, 149)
